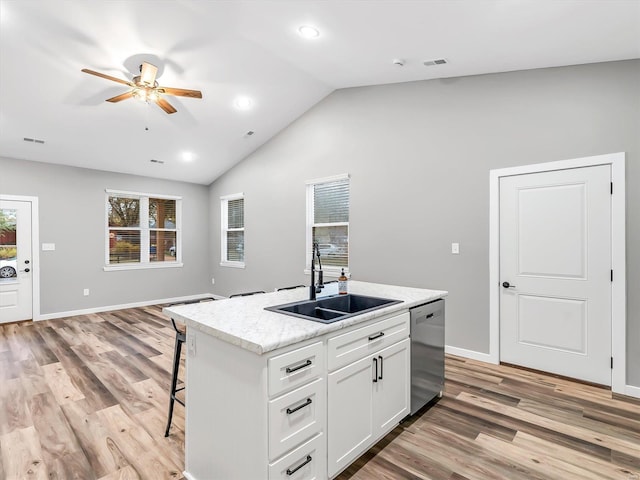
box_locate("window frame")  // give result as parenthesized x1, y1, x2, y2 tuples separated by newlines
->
(220, 192, 245, 269)
(305, 173, 350, 277)
(104, 189, 183, 271)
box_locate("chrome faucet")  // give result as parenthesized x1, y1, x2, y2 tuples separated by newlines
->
(309, 242, 324, 300)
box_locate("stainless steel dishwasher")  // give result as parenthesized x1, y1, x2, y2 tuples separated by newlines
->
(410, 299, 445, 415)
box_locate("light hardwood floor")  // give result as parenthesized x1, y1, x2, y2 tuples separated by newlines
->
(1, 306, 639, 479)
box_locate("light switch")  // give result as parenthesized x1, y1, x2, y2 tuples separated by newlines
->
(451, 243, 460, 254)
(42, 243, 55, 251)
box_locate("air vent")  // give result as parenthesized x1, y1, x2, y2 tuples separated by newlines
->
(23, 137, 45, 144)
(150, 159, 165, 164)
(423, 58, 448, 66)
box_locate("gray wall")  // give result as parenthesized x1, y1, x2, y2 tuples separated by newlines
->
(208, 60, 640, 386)
(0, 157, 211, 315)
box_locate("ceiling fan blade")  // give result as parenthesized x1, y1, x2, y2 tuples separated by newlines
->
(81, 69, 133, 86)
(158, 87, 203, 99)
(139, 62, 158, 86)
(155, 97, 177, 114)
(105, 91, 134, 103)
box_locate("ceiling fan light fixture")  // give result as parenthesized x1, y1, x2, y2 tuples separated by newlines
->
(132, 88, 147, 102)
(298, 25, 320, 39)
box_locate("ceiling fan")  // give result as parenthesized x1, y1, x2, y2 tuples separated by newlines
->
(81, 61, 202, 114)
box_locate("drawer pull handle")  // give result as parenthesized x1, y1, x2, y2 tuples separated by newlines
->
(286, 455, 312, 476)
(426, 313, 434, 319)
(368, 332, 385, 341)
(286, 359, 312, 374)
(373, 357, 378, 383)
(286, 398, 312, 415)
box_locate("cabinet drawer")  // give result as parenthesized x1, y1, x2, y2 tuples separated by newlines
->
(269, 433, 326, 480)
(269, 378, 324, 461)
(269, 342, 324, 397)
(327, 312, 409, 371)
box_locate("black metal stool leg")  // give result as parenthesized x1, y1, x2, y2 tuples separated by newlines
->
(165, 331, 184, 437)
(163, 297, 214, 438)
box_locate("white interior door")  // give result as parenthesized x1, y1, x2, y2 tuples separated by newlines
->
(499, 165, 611, 385)
(0, 200, 33, 323)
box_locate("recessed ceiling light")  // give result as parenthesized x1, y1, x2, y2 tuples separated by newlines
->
(234, 96, 254, 111)
(182, 152, 195, 162)
(298, 25, 320, 39)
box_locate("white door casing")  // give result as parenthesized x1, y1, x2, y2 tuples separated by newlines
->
(489, 152, 627, 396)
(499, 165, 611, 385)
(0, 199, 34, 323)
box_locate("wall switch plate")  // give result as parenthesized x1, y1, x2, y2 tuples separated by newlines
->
(83, 288, 90, 296)
(451, 243, 460, 254)
(42, 243, 55, 251)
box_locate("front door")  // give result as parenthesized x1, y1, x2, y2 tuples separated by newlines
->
(499, 165, 611, 385)
(0, 200, 33, 323)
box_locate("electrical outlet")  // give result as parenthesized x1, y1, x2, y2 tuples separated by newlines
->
(188, 334, 196, 357)
(83, 288, 90, 296)
(211, 277, 215, 285)
(451, 243, 460, 254)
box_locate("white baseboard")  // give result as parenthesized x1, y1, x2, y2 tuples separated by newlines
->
(445, 345, 497, 364)
(624, 384, 640, 399)
(35, 293, 224, 321)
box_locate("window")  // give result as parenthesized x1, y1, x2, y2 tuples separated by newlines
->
(306, 174, 350, 273)
(105, 190, 181, 270)
(221, 193, 244, 268)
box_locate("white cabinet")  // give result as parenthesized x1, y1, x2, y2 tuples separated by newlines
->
(373, 339, 411, 433)
(326, 314, 410, 478)
(327, 351, 376, 475)
(185, 309, 411, 480)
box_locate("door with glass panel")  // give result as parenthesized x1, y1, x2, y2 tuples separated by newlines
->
(0, 200, 32, 323)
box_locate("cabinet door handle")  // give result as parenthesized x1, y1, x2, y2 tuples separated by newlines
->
(368, 332, 385, 341)
(286, 359, 312, 374)
(378, 355, 383, 380)
(372, 357, 378, 383)
(286, 398, 312, 415)
(286, 455, 312, 476)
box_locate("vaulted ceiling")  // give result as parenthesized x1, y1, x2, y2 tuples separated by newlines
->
(1, 0, 638, 185)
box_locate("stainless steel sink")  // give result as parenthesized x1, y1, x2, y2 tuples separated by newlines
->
(265, 294, 402, 324)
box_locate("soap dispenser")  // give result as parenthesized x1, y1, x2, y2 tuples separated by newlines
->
(338, 268, 348, 295)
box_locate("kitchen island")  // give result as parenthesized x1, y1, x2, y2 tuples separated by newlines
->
(164, 281, 447, 480)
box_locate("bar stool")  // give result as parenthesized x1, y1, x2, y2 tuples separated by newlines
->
(164, 296, 215, 437)
(229, 290, 266, 298)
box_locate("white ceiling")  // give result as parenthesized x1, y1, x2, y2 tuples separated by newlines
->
(1, 0, 639, 185)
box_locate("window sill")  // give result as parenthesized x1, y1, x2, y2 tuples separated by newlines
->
(104, 262, 184, 272)
(220, 261, 245, 269)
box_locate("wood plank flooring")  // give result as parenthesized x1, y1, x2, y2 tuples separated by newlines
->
(0, 306, 185, 480)
(1, 306, 639, 479)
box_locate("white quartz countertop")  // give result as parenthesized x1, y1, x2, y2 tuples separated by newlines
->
(163, 281, 447, 355)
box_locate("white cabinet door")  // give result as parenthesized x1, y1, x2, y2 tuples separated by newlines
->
(327, 354, 375, 478)
(373, 338, 410, 434)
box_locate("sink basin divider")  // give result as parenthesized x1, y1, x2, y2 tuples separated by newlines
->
(314, 306, 349, 316)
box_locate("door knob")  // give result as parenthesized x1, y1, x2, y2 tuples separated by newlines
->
(502, 281, 516, 289)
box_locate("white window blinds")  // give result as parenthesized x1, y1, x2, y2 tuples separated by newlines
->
(307, 176, 350, 270)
